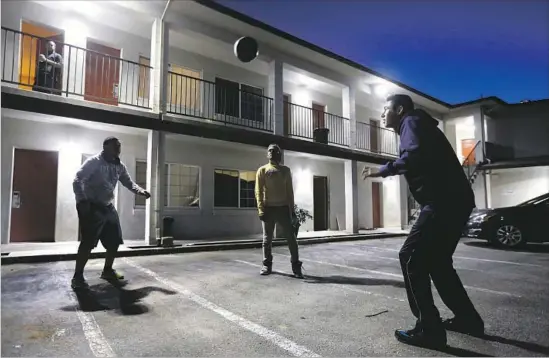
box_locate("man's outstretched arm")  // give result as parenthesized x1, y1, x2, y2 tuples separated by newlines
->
(378, 117, 423, 178)
(118, 163, 148, 196)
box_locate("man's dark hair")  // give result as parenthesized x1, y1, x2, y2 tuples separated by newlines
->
(103, 136, 120, 147)
(386, 94, 415, 113)
(268, 143, 281, 151)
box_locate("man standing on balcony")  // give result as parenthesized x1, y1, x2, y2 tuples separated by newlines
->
(255, 144, 303, 278)
(363, 94, 484, 348)
(33, 40, 63, 95)
(71, 137, 150, 290)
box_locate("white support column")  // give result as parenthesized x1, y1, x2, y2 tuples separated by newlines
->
(145, 130, 166, 245)
(342, 85, 357, 149)
(150, 18, 170, 114)
(399, 175, 409, 230)
(268, 59, 284, 135)
(344, 160, 359, 233)
(145, 18, 169, 244)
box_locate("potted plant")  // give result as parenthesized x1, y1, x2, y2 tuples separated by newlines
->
(292, 204, 313, 237)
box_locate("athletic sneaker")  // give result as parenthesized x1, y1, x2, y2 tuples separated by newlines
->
(100, 269, 125, 281)
(260, 265, 272, 275)
(395, 325, 447, 349)
(71, 276, 89, 290)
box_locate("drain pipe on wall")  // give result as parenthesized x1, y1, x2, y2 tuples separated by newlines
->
(161, 0, 172, 20)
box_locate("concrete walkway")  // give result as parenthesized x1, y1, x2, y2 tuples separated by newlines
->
(1, 229, 408, 265)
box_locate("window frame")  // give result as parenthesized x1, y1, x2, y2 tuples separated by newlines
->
(164, 162, 201, 209)
(213, 167, 258, 210)
(214, 76, 264, 122)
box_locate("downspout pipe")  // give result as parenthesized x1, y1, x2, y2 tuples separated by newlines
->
(480, 105, 491, 209)
(480, 105, 487, 159)
(161, 0, 172, 20)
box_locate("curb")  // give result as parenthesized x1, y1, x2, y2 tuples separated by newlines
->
(1, 232, 407, 265)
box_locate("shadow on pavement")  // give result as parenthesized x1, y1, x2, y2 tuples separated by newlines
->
(303, 274, 405, 288)
(464, 240, 549, 253)
(433, 345, 493, 357)
(481, 334, 549, 356)
(61, 281, 177, 315)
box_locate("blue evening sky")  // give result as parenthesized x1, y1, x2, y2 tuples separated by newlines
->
(219, 0, 549, 104)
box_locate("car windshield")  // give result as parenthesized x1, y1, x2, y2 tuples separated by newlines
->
(517, 193, 549, 207)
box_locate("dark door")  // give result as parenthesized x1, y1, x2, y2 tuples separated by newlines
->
(313, 176, 329, 231)
(85, 40, 121, 106)
(10, 149, 58, 242)
(283, 94, 291, 136)
(372, 182, 382, 228)
(370, 119, 380, 153)
(312, 103, 326, 129)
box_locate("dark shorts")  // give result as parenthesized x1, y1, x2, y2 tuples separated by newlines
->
(77, 201, 123, 250)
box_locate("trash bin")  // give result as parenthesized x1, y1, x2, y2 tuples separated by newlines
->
(313, 128, 329, 144)
(163, 217, 174, 237)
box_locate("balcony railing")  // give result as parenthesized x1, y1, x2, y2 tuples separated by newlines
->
(1, 27, 152, 109)
(285, 102, 350, 146)
(166, 71, 274, 132)
(357, 121, 399, 156)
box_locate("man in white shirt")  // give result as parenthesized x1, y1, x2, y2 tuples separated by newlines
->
(71, 137, 150, 290)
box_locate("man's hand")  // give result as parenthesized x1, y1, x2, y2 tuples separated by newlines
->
(140, 190, 151, 199)
(361, 166, 383, 180)
(39, 54, 46, 62)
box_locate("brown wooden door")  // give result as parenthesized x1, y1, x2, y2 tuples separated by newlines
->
(313, 176, 329, 231)
(370, 119, 380, 153)
(461, 139, 476, 165)
(372, 182, 382, 228)
(84, 40, 121, 106)
(312, 103, 325, 129)
(10, 149, 58, 242)
(283, 94, 291, 136)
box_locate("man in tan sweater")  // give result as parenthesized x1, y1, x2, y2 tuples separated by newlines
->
(255, 144, 303, 278)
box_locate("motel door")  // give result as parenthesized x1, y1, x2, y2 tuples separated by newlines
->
(10, 149, 59, 242)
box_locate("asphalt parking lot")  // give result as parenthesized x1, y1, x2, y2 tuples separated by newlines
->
(2, 237, 549, 357)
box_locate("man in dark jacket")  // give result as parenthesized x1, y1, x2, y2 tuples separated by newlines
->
(363, 94, 484, 348)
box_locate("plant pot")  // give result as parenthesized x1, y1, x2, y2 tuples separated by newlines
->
(313, 128, 329, 144)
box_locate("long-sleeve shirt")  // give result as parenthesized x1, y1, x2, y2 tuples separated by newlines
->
(255, 163, 295, 216)
(378, 109, 475, 209)
(73, 153, 144, 206)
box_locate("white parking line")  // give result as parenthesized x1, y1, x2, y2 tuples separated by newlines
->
(52, 271, 116, 357)
(233, 259, 407, 303)
(122, 258, 320, 358)
(275, 254, 521, 298)
(354, 245, 545, 268)
(347, 252, 486, 273)
(72, 298, 117, 357)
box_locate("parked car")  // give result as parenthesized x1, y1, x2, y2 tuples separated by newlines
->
(463, 193, 549, 248)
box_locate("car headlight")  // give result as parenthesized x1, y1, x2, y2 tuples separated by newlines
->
(471, 213, 495, 223)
